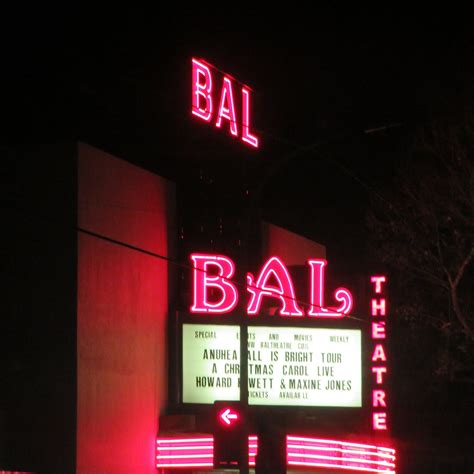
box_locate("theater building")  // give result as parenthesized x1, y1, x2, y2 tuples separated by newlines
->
(2, 57, 396, 473)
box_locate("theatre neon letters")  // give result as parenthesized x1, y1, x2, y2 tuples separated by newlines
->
(370, 275, 389, 430)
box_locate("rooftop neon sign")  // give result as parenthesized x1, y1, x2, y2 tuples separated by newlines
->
(191, 58, 260, 148)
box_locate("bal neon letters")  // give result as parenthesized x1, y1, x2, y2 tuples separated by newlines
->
(190, 253, 353, 317)
(191, 58, 259, 148)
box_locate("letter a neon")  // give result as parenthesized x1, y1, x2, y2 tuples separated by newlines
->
(247, 256, 303, 316)
(215, 77, 238, 136)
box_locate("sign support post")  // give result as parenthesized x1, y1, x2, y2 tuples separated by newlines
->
(239, 319, 249, 474)
(240, 170, 250, 474)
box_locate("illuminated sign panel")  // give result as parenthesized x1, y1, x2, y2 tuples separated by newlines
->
(182, 324, 361, 407)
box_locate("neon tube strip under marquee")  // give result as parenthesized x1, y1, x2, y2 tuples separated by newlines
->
(156, 436, 257, 468)
(156, 435, 396, 472)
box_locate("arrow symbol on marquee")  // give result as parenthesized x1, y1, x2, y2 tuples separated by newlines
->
(220, 408, 238, 425)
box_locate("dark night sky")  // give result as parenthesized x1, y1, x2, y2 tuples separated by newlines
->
(3, 9, 474, 262)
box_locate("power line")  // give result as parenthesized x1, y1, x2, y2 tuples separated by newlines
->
(77, 225, 368, 322)
(82, 66, 405, 211)
(7, 191, 377, 323)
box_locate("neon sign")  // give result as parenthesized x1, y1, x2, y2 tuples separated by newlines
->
(218, 407, 239, 426)
(190, 254, 238, 314)
(190, 254, 353, 317)
(191, 58, 259, 148)
(156, 435, 396, 472)
(247, 256, 304, 316)
(307, 259, 353, 318)
(370, 275, 389, 431)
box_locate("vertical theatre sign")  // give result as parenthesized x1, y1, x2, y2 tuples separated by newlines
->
(190, 254, 353, 317)
(370, 275, 389, 431)
(191, 58, 259, 148)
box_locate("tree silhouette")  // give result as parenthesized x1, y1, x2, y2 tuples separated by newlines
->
(368, 109, 474, 383)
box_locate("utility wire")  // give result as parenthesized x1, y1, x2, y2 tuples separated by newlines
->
(77, 225, 368, 322)
(8, 114, 401, 324)
(7, 203, 374, 323)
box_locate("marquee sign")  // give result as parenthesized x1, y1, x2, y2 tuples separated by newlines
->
(182, 252, 391, 430)
(183, 253, 360, 407)
(183, 324, 362, 407)
(191, 58, 259, 148)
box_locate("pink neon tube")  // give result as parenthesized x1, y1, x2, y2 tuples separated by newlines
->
(156, 434, 396, 472)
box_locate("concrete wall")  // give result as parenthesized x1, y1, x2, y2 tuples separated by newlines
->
(77, 143, 174, 474)
(263, 222, 326, 264)
(262, 222, 326, 309)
